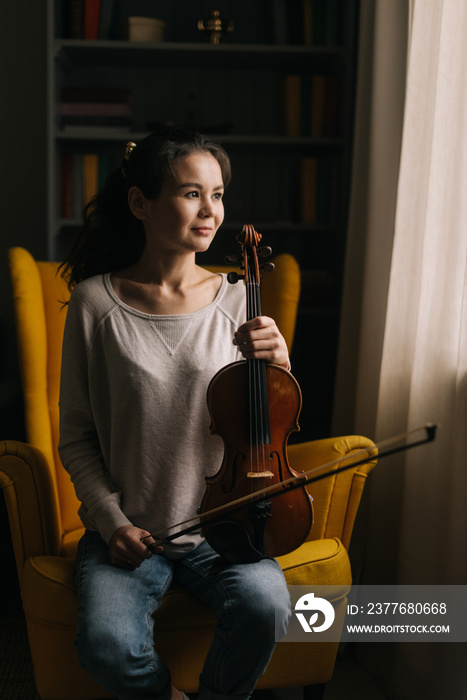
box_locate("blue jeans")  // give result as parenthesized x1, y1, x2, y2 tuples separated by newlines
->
(74, 531, 291, 700)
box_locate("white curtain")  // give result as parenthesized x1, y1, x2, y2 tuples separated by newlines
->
(333, 0, 467, 696)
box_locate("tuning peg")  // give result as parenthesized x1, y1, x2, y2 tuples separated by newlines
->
(258, 246, 273, 258)
(260, 262, 275, 274)
(227, 271, 245, 284)
(224, 254, 241, 264)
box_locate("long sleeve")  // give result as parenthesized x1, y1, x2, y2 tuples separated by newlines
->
(58, 285, 131, 543)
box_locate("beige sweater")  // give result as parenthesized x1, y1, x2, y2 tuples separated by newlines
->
(58, 272, 244, 556)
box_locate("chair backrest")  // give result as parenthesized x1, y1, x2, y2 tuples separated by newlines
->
(8, 247, 301, 544)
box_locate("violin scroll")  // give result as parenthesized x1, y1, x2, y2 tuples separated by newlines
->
(225, 225, 275, 286)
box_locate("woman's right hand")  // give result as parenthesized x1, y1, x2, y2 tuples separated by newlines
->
(109, 524, 163, 569)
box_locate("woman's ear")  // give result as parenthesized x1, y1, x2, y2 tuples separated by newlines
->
(128, 186, 147, 220)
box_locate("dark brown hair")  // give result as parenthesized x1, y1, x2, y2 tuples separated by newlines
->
(59, 126, 231, 290)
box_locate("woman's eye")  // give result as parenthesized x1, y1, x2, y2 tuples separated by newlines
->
(186, 191, 199, 198)
(213, 192, 223, 201)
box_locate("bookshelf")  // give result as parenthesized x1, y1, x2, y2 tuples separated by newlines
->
(47, 0, 360, 439)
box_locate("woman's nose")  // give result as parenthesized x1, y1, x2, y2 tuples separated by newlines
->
(199, 198, 214, 217)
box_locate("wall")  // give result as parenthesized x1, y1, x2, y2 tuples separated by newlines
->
(0, 1, 48, 599)
(0, 1, 48, 439)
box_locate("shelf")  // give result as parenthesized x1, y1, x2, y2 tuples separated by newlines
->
(56, 129, 344, 151)
(55, 39, 347, 72)
(45, 0, 359, 441)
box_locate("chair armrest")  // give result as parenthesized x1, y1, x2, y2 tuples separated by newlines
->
(288, 435, 377, 550)
(0, 440, 61, 582)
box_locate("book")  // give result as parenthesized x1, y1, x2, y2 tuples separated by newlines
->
(61, 153, 74, 219)
(310, 76, 327, 137)
(60, 87, 132, 103)
(286, 1, 304, 43)
(72, 154, 84, 219)
(303, 0, 342, 47)
(303, 0, 313, 45)
(323, 0, 341, 46)
(323, 76, 340, 137)
(295, 76, 340, 138)
(60, 87, 133, 129)
(66, 0, 84, 39)
(61, 152, 118, 219)
(98, 154, 114, 190)
(98, 0, 116, 39)
(84, 0, 101, 40)
(301, 157, 336, 225)
(283, 75, 301, 137)
(301, 158, 318, 224)
(272, 0, 288, 44)
(83, 153, 99, 208)
(60, 102, 131, 118)
(316, 157, 336, 224)
(61, 116, 132, 128)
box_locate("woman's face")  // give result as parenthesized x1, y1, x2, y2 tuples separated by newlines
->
(140, 151, 225, 256)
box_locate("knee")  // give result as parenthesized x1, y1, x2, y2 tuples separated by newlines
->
(257, 579, 291, 636)
(75, 624, 124, 676)
(75, 625, 170, 698)
(272, 580, 292, 634)
(233, 570, 291, 638)
(75, 621, 143, 677)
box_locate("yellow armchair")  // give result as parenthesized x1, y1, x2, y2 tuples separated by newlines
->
(1, 246, 377, 700)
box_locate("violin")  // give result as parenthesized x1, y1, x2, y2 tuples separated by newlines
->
(141, 228, 438, 562)
(198, 225, 314, 563)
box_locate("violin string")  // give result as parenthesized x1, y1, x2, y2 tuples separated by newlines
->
(247, 248, 268, 484)
(254, 277, 268, 480)
(246, 265, 259, 483)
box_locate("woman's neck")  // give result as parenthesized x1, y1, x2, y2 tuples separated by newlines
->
(111, 255, 222, 315)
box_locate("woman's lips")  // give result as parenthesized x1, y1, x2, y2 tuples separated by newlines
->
(193, 227, 213, 235)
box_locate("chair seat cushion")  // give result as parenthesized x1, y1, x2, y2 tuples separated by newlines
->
(22, 537, 351, 627)
(21, 537, 352, 695)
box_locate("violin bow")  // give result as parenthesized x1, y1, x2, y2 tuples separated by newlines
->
(143, 423, 437, 550)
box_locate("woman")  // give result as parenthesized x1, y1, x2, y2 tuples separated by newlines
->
(59, 127, 291, 700)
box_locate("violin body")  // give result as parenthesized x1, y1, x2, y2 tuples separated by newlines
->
(201, 360, 313, 562)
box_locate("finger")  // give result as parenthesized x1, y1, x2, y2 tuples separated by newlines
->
(112, 539, 150, 569)
(236, 337, 283, 356)
(112, 542, 140, 568)
(237, 315, 272, 331)
(118, 548, 149, 569)
(148, 544, 164, 554)
(234, 319, 279, 345)
(238, 340, 290, 368)
(123, 557, 137, 570)
(110, 550, 137, 569)
(127, 547, 152, 566)
(136, 538, 154, 559)
(233, 330, 276, 348)
(140, 533, 164, 555)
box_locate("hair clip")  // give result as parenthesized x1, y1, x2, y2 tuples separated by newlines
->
(124, 141, 137, 160)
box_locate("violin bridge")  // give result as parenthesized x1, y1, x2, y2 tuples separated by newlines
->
(247, 471, 274, 478)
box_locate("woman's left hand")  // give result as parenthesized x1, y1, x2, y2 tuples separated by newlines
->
(233, 316, 290, 369)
